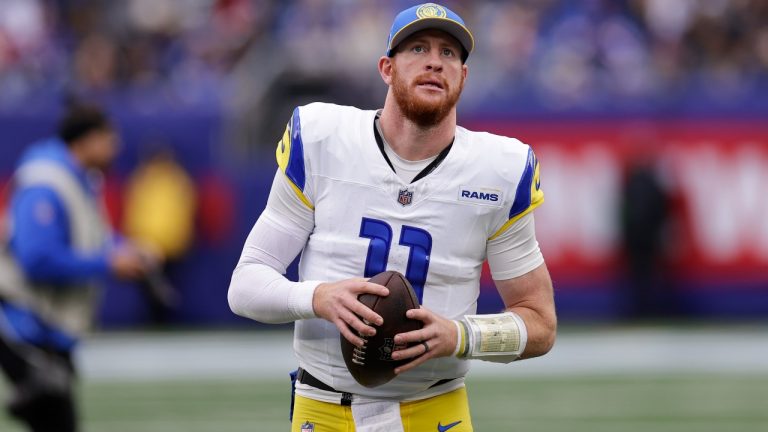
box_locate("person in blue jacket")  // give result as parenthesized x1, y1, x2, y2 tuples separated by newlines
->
(0, 104, 153, 432)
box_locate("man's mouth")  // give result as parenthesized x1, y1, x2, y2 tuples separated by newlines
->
(416, 78, 445, 90)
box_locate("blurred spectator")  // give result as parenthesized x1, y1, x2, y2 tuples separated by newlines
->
(620, 153, 672, 319)
(73, 33, 117, 92)
(0, 0, 765, 121)
(0, 103, 155, 432)
(123, 145, 196, 323)
(123, 146, 196, 263)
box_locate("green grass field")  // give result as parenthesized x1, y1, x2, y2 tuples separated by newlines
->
(2, 374, 767, 431)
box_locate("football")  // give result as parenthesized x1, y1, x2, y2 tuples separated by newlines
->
(340, 271, 423, 388)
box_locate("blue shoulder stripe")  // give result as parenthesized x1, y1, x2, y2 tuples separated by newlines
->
(508, 148, 536, 220)
(285, 107, 306, 191)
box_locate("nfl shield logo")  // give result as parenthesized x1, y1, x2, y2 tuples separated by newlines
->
(301, 421, 314, 432)
(379, 337, 407, 361)
(378, 338, 395, 361)
(397, 188, 413, 206)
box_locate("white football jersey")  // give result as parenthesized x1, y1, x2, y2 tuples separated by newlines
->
(276, 103, 543, 398)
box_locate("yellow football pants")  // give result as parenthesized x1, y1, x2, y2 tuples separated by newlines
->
(291, 387, 473, 432)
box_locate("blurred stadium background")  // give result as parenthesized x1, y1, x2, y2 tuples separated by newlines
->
(1, 0, 767, 430)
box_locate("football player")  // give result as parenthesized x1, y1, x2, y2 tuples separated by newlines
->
(229, 3, 556, 431)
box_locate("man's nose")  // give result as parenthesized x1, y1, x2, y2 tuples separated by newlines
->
(425, 50, 443, 72)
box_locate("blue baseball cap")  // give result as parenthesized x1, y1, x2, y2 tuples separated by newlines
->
(385, 3, 474, 62)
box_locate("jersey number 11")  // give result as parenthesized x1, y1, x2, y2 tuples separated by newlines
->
(359, 217, 432, 303)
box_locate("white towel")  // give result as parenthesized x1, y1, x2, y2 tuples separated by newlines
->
(351, 399, 404, 432)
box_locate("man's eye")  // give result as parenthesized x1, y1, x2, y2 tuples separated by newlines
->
(442, 48, 454, 57)
(413, 46, 425, 53)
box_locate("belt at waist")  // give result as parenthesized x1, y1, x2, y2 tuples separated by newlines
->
(296, 367, 456, 406)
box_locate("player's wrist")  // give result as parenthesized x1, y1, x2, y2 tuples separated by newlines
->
(290, 280, 323, 320)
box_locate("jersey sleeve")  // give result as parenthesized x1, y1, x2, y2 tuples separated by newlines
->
(11, 186, 110, 282)
(228, 170, 319, 324)
(487, 212, 544, 280)
(275, 107, 314, 210)
(489, 147, 544, 240)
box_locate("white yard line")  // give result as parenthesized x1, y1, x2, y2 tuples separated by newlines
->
(77, 327, 768, 382)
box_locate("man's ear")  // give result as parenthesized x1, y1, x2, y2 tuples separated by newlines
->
(378, 56, 394, 86)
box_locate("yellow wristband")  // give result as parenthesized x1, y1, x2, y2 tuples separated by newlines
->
(452, 320, 469, 358)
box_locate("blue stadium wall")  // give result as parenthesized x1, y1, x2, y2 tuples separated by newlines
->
(2, 108, 767, 327)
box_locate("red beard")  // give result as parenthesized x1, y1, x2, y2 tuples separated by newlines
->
(391, 66, 464, 128)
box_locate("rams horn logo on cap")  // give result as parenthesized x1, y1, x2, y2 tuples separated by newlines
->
(416, 3, 447, 19)
(385, 3, 474, 61)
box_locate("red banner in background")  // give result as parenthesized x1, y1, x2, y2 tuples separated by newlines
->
(470, 119, 768, 286)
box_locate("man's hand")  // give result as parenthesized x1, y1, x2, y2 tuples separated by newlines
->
(109, 246, 151, 280)
(313, 278, 389, 348)
(391, 306, 458, 374)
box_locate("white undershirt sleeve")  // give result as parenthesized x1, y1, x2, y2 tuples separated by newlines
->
(486, 213, 544, 281)
(227, 171, 321, 323)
